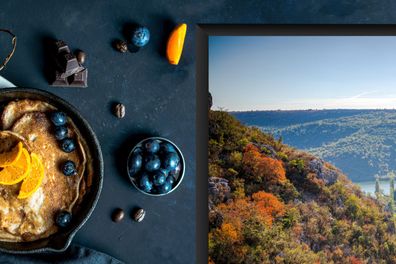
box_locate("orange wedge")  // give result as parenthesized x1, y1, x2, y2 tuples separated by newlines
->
(18, 153, 44, 199)
(0, 148, 31, 185)
(166, 23, 187, 65)
(0, 141, 23, 167)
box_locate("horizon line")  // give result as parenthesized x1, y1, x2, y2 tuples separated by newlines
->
(216, 108, 396, 112)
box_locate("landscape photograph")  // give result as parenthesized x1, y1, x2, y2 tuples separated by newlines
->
(208, 36, 396, 263)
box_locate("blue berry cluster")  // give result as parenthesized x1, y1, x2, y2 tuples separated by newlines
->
(128, 139, 182, 195)
(50, 111, 77, 176)
(51, 111, 76, 153)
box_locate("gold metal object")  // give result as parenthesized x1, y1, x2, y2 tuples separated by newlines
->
(0, 29, 17, 71)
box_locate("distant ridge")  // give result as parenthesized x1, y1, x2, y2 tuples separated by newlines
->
(233, 109, 396, 182)
(232, 109, 396, 127)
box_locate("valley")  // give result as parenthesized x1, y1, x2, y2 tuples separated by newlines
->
(233, 109, 396, 183)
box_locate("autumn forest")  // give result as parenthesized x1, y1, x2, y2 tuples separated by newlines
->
(208, 110, 396, 264)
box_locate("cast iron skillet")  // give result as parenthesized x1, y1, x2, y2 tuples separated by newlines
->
(0, 87, 103, 253)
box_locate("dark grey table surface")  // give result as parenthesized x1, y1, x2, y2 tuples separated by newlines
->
(0, 1, 396, 263)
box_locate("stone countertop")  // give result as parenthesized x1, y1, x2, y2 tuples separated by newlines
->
(0, 2, 196, 263)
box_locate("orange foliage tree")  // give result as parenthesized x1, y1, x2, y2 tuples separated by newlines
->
(252, 191, 285, 225)
(349, 256, 363, 264)
(217, 191, 285, 228)
(210, 191, 286, 263)
(242, 144, 286, 184)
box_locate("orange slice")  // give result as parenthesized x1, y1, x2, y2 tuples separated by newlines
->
(166, 23, 187, 65)
(0, 141, 23, 167)
(18, 153, 44, 199)
(0, 148, 31, 185)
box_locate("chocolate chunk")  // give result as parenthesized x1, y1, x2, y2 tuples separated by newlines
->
(59, 54, 83, 78)
(50, 40, 88, 87)
(68, 68, 88, 87)
(51, 71, 68, 86)
(55, 40, 70, 54)
(51, 69, 87, 87)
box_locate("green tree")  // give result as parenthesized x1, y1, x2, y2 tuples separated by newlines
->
(289, 159, 305, 173)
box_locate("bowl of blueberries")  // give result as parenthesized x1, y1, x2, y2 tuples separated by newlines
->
(127, 137, 185, 196)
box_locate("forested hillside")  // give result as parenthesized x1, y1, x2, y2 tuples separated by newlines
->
(232, 110, 396, 182)
(209, 110, 396, 264)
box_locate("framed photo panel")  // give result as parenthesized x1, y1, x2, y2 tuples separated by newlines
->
(197, 25, 396, 264)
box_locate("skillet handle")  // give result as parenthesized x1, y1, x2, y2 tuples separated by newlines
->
(47, 232, 74, 252)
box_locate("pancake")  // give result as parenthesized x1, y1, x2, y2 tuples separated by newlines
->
(0, 130, 30, 153)
(0, 100, 89, 242)
(1, 99, 55, 130)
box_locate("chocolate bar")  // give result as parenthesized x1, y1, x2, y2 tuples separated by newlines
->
(50, 40, 88, 88)
(59, 53, 83, 78)
(69, 68, 88, 87)
(55, 40, 70, 54)
(52, 68, 87, 88)
(52, 71, 68, 86)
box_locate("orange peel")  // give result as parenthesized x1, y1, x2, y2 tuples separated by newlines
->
(18, 153, 44, 199)
(0, 147, 31, 185)
(0, 141, 22, 167)
(166, 23, 187, 65)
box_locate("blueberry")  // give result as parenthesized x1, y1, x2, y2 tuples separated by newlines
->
(62, 160, 77, 176)
(132, 26, 150, 47)
(139, 173, 153, 192)
(163, 152, 180, 171)
(166, 175, 176, 186)
(61, 138, 76, 153)
(144, 154, 161, 172)
(169, 164, 182, 180)
(144, 139, 160, 153)
(55, 125, 68, 140)
(159, 168, 169, 177)
(56, 211, 72, 228)
(129, 152, 143, 176)
(152, 170, 167, 186)
(157, 181, 172, 194)
(51, 112, 67, 126)
(160, 142, 176, 153)
(134, 147, 143, 154)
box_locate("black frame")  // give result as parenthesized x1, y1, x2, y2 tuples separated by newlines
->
(196, 25, 396, 263)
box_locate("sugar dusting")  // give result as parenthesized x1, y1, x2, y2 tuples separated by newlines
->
(27, 187, 44, 214)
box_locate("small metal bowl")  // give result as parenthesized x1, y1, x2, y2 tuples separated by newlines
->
(127, 137, 185, 196)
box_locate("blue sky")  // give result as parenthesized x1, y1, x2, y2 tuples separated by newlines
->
(209, 36, 396, 111)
